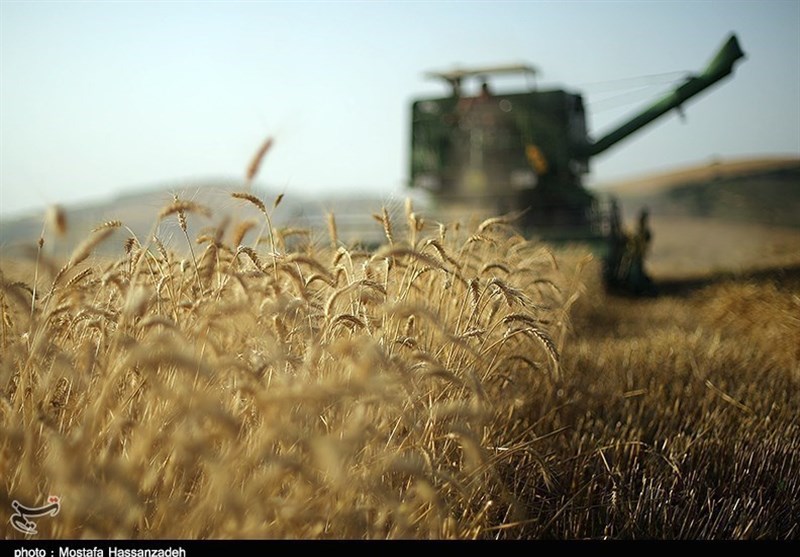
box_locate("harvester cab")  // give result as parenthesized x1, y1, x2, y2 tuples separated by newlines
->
(409, 34, 746, 294)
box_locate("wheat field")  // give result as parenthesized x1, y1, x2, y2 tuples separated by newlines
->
(1, 195, 573, 538)
(1, 190, 798, 539)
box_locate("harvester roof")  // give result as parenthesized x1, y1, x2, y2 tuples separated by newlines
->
(425, 63, 538, 90)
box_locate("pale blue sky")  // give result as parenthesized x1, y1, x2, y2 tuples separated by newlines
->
(1, 0, 798, 217)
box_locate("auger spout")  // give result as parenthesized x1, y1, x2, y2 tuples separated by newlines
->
(584, 34, 745, 158)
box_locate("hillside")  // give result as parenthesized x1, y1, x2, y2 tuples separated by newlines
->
(3, 156, 798, 277)
(0, 181, 407, 257)
(605, 156, 800, 228)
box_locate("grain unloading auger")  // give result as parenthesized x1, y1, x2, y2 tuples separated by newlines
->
(409, 33, 746, 294)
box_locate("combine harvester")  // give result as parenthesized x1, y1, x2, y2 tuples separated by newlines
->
(409, 34, 746, 294)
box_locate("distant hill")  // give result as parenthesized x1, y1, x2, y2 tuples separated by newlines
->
(605, 156, 800, 228)
(4, 156, 798, 261)
(0, 180, 415, 258)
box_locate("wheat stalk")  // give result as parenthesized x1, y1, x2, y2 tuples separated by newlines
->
(246, 136, 274, 184)
(231, 191, 278, 277)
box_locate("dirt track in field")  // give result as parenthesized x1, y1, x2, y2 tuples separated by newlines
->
(642, 216, 800, 281)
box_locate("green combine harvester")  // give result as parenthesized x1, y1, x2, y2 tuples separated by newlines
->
(409, 34, 746, 294)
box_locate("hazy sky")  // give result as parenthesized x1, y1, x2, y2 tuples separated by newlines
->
(1, 0, 798, 217)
